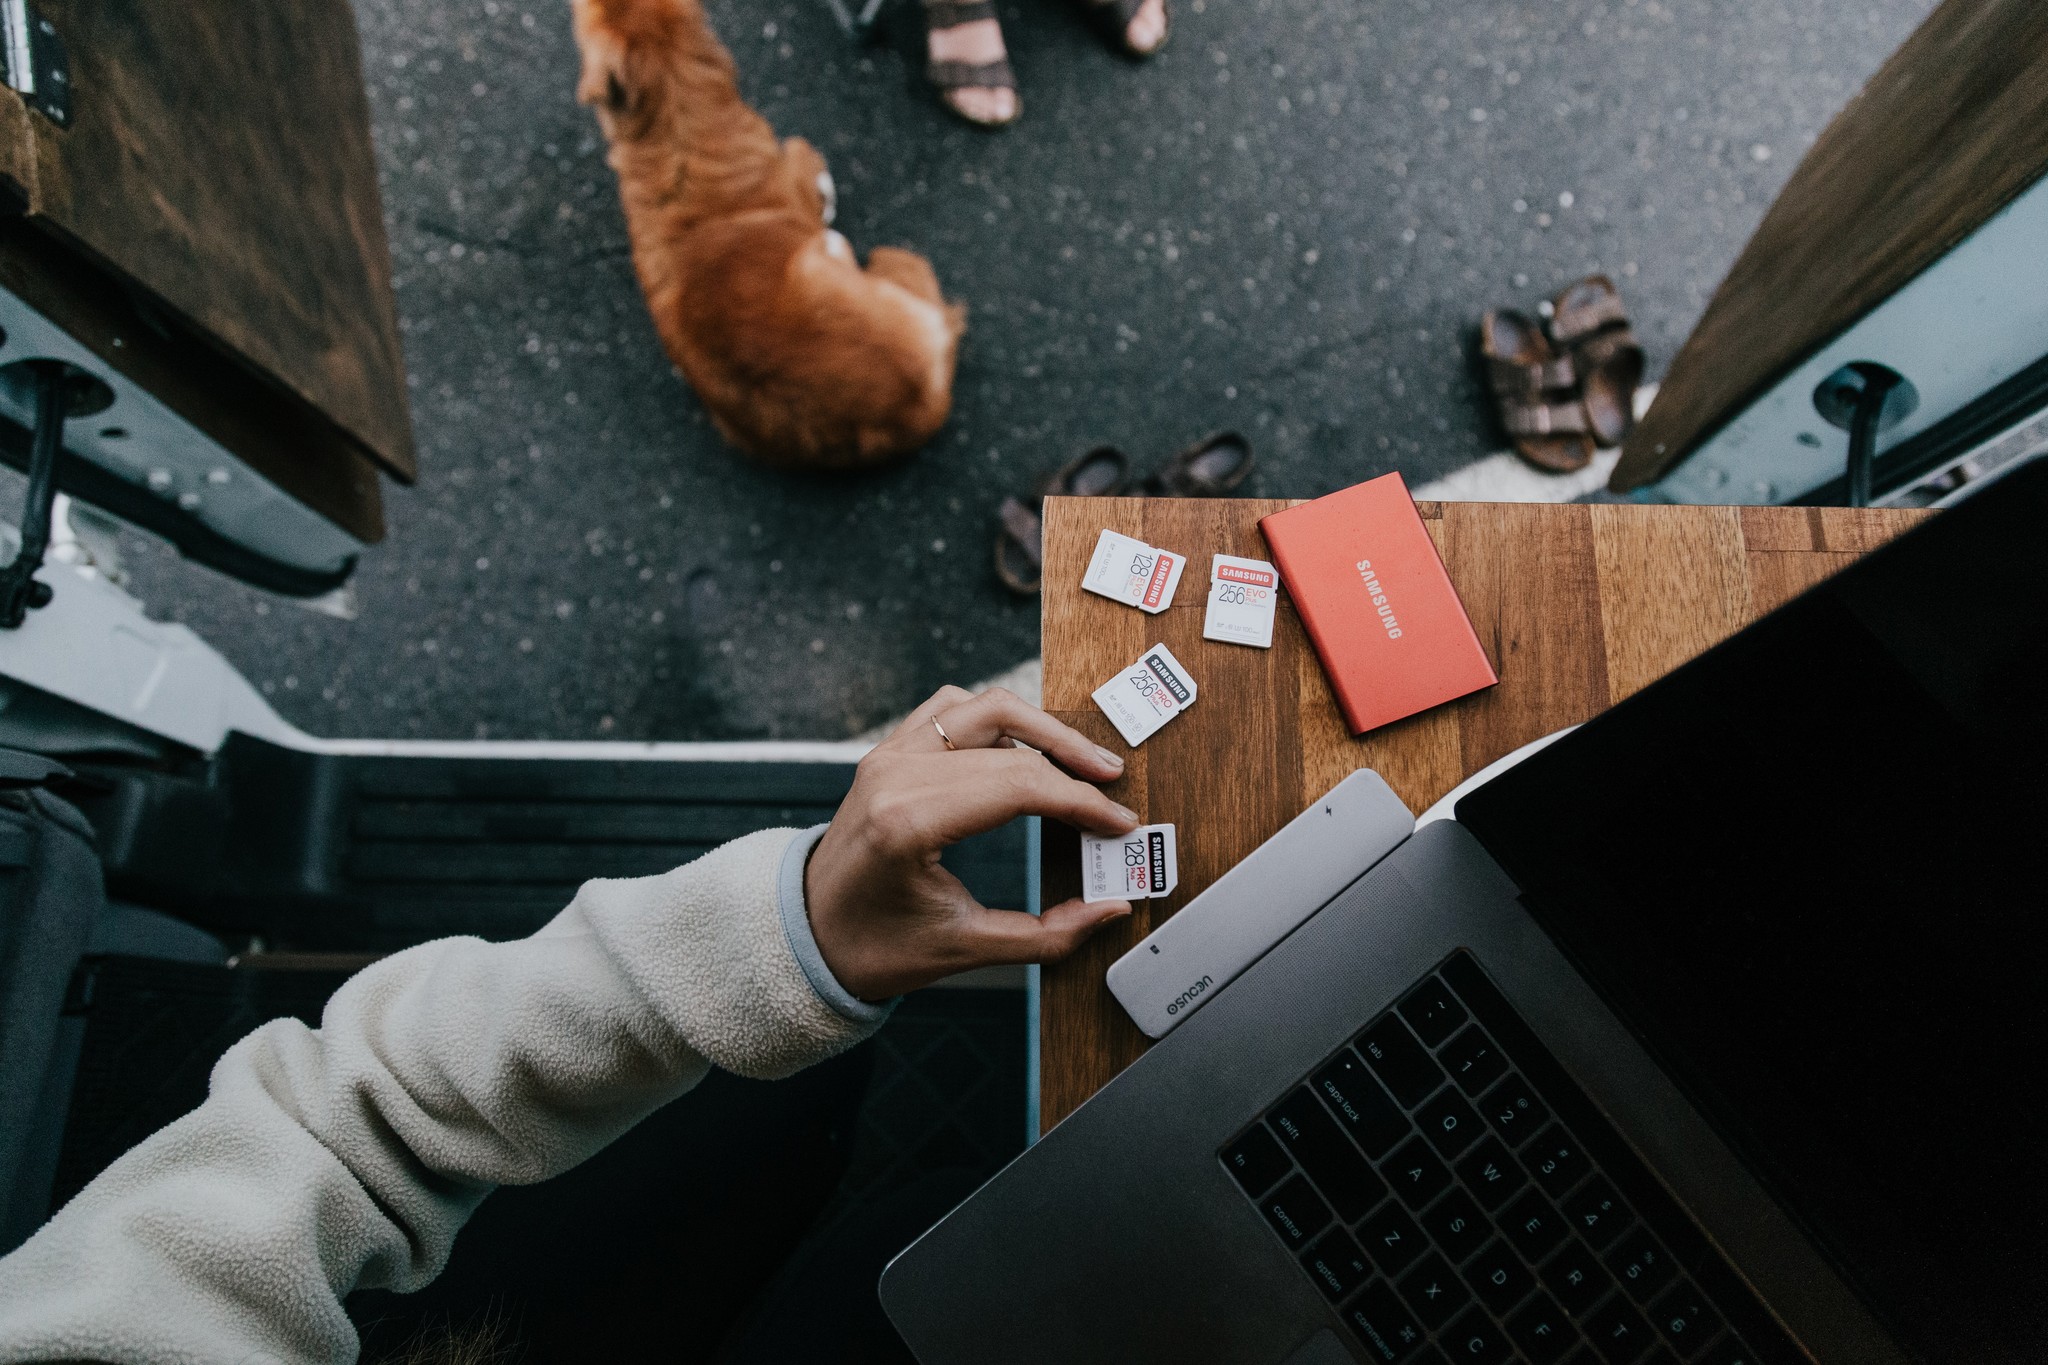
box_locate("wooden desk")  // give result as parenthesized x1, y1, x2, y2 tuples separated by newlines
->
(1038, 496, 1931, 1132)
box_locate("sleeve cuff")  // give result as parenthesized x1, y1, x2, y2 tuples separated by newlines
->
(778, 824, 895, 1025)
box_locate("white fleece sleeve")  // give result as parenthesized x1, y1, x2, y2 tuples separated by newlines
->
(0, 825, 889, 1365)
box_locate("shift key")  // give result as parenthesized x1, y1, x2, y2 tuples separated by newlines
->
(1271, 1088, 1389, 1221)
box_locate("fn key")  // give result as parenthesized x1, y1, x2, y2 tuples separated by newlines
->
(1223, 1124, 1290, 1198)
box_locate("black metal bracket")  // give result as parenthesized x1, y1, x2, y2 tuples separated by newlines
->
(0, 420, 359, 599)
(3, 0, 69, 128)
(1813, 362, 1918, 508)
(0, 361, 64, 628)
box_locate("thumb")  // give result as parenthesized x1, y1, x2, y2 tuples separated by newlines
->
(962, 897, 1133, 967)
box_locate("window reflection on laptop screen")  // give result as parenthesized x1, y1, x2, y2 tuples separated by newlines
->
(1458, 463, 2048, 1365)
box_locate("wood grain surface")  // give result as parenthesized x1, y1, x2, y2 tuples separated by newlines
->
(1613, 0, 2048, 490)
(1039, 496, 1931, 1131)
(0, 0, 415, 486)
(0, 221, 388, 545)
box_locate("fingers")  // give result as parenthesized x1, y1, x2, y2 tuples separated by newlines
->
(960, 897, 1132, 968)
(929, 688, 1126, 779)
(883, 685, 975, 747)
(901, 748, 1138, 847)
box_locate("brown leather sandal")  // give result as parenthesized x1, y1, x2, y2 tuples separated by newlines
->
(1482, 309, 1596, 473)
(1084, 0, 1169, 56)
(994, 445, 1132, 595)
(1143, 430, 1253, 496)
(1548, 275, 1644, 448)
(924, 0, 1019, 128)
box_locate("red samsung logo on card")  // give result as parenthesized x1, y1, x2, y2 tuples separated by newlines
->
(1142, 554, 1179, 609)
(1216, 563, 1275, 588)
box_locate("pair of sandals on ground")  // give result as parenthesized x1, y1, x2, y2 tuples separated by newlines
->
(995, 276, 1637, 592)
(1483, 274, 1646, 474)
(995, 432, 1251, 594)
(924, 0, 1168, 127)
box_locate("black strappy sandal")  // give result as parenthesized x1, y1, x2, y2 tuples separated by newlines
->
(994, 445, 1131, 595)
(1083, 0, 1169, 57)
(1143, 431, 1253, 496)
(923, 0, 1020, 128)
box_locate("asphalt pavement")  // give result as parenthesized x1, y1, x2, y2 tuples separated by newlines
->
(117, 0, 1936, 740)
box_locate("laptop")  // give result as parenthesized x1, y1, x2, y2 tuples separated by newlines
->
(879, 458, 2048, 1365)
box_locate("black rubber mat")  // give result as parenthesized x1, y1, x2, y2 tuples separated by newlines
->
(718, 988, 1029, 1365)
(73, 736, 1026, 950)
(49, 955, 353, 1212)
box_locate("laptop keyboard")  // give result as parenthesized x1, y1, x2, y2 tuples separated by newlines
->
(1220, 951, 1782, 1365)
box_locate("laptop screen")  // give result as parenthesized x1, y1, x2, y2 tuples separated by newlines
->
(1456, 462, 2048, 1365)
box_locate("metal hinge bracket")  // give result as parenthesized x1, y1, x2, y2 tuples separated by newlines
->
(3, 0, 69, 128)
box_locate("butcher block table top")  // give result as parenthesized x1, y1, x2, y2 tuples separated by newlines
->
(1037, 495, 1933, 1133)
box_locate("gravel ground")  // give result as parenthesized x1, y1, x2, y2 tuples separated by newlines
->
(112, 0, 1936, 740)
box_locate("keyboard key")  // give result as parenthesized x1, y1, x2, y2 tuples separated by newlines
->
(1437, 1024, 1509, 1096)
(1359, 1015, 1446, 1108)
(1540, 1239, 1615, 1319)
(1235, 954, 1774, 1365)
(1271, 1088, 1389, 1221)
(1415, 1087, 1485, 1158)
(1648, 1280, 1723, 1353)
(1584, 1293, 1656, 1363)
(1398, 975, 1469, 1047)
(1561, 1175, 1633, 1250)
(1222, 1123, 1291, 1198)
(1605, 1227, 1679, 1304)
(1396, 1251, 1473, 1330)
(1453, 1136, 1527, 1210)
(1419, 1187, 1492, 1264)
(1361, 1199, 1432, 1272)
(1500, 1188, 1570, 1262)
(1521, 1126, 1591, 1198)
(1315, 1048, 1412, 1158)
(1699, 1336, 1761, 1365)
(1302, 1229, 1374, 1302)
(1340, 1280, 1427, 1362)
(1260, 1172, 1334, 1251)
(1439, 1306, 1515, 1364)
(1506, 1291, 1583, 1365)
(1462, 1239, 1534, 1316)
(1479, 1073, 1551, 1147)
(1384, 1135, 1454, 1209)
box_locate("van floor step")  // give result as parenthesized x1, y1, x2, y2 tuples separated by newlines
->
(72, 736, 1026, 951)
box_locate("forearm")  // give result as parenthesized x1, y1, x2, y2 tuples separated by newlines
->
(0, 826, 887, 1365)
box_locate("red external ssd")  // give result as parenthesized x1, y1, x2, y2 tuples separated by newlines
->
(1259, 473, 1497, 734)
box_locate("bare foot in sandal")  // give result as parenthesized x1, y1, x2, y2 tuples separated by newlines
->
(1123, 0, 1168, 54)
(1083, 0, 1169, 55)
(924, 0, 1018, 127)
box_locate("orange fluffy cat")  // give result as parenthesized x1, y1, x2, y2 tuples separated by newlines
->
(573, 0, 967, 467)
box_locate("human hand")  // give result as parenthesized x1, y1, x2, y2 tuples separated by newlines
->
(805, 685, 1138, 999)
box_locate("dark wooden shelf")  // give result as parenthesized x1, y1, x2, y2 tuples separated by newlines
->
(0, 0, 412, 545)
